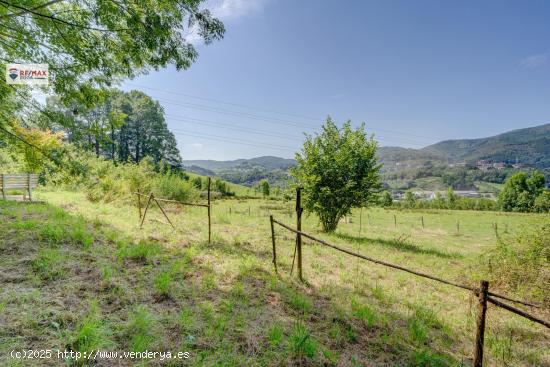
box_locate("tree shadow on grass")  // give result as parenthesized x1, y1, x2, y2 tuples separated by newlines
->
(333, 232, 462, 259)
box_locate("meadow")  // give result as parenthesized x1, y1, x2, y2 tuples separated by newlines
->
(0, 188, 548, 366)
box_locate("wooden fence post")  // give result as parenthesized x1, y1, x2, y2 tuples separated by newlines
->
(27, 173, 32, 201)
(421, 216, 424, 229)
(296, 187, 303, 281)
(270, 215, 277, 273)
(456, 220, 460, 234)
(208, 177, 211, 244)
(140, 193, 154, 229)
(137, 191, 142, 219)
(153, 197, 175, 229)
(1, 174, 5, 199)
(359, 207, 362, 236)
(394, 214, 397, 228)
(473, 280, 489, 367)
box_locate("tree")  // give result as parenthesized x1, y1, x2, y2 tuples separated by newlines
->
(404, 190, 416, 208)
(380, 191, 393, 207)
(0, 0, 224, 113)
(446, 187, 456, 209)
(0, 0, 224, 164)
(259, 179, 270, 197)
(291, 117, 381, 232)
(500, 171, 546, 212)
(45, 90, 182, 167)
(534, 190, 550, 213)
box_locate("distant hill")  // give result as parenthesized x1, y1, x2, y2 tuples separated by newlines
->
(183, 123, 550, 190)
(422, 123, 550, 168)
(183, 156, 296, 188)
(183, 156, 296, 172)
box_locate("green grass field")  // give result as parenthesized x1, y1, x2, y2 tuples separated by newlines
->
(1, 189, 548, 366)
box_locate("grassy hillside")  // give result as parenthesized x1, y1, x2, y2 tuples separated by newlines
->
(1, 191, 548, 366)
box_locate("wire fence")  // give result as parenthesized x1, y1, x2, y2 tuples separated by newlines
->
(268, 188, 549, 367)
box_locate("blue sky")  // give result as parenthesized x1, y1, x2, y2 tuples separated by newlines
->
(121, 0, 550, 160)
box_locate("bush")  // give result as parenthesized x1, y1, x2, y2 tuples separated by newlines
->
(483, 223, 550, 306)
(152, 173, 197, 202)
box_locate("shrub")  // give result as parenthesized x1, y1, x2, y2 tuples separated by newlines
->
(483, 222, 550, 305)
(152, 173, 197, 202)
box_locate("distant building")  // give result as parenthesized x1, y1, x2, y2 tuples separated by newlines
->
(493, 162, 506, 170)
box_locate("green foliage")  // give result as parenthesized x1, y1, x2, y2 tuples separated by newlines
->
(534, 189, 550, 213)
(45, 90, 183, 167)
(499, 171, 546, 212)
(380, 191, 393, 207)
(483, 222, 550, 305)
(152, 173, 197, 202)
(289, 322, 318, 359)
(71, 301, 113, 359)
(0, 0, 224, 111)
(153, 271, 172, 298)
(127, 306, 158, 352)
(32, 248, 65, 280)
(292, 117, 381, 232)
(213, 178, 234, 197)
(446, 187, 456, 209)
(404, 190, 416, 208)
(117, 240, 162, 263)
(259, 179, 270, 197)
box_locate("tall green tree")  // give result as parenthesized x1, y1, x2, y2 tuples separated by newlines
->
(446, 187, 456, 209)
(45, 90, 182, 167)
(259, 179, 270, 197)
(291, 117, 381, 232)
(380, 191, 393, 207)
(499, 171, 546, 212)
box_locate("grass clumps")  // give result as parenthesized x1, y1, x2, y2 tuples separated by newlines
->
(70, 301, 113, 362)
(117, 240, 162, 263)
(483, 222, 550, 305)
(31, 248, 66, 281)
(153, 271, 172, 299)
(127, 306, 159, 352)
(289, 322, 318, 360)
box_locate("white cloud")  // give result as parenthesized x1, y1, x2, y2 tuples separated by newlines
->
(520, 52, 550, 69)
(185, 0, 268, 44)
(191, 143, 204, 149)
(208, 0, 268, 21)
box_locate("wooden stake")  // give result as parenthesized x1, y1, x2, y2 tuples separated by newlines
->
(207, 177, 211, 243)
(421, 216, 424, 229)
(1, 174, 5, 200)
(473, 280, 489, 367)
(27, 173, 32, 202)
(270, 215, 277, 273)
(137, 190, 142, 219)
(296, 187, 303, 281)
(140, 193, 154, 228)
(456, 220, 460, 234)
(394, 214, 397, 228)
(359, 207, 362, 236)
(153, 197, 175, 229)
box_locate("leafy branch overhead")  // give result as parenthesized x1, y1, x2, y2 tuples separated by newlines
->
(0, 0, 224, 106)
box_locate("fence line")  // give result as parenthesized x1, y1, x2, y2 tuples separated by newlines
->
(134, 177, 212, 243)
(269, 207, 548, 366)
(270, 217, 540, 309)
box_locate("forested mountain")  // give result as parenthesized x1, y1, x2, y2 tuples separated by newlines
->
(422, 123, 550, 167)
(183, 156, 295, 188)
